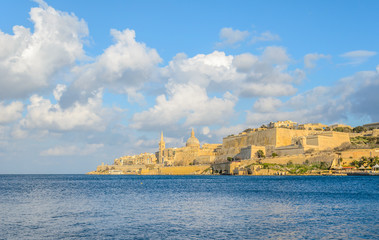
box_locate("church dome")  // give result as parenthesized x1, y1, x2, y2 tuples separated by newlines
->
(186, 129, 200, 148)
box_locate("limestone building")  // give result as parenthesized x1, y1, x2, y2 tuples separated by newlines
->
(298, 123, 328, 130)
(215, 127, 351, 162)
(156, 129, 221, 166)
(329, 123, 352, 130)
(114, 152, 156, 166)
(268, 120, 298, 129)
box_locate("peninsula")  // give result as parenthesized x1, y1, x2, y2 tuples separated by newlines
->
(88, 121, 379, 176)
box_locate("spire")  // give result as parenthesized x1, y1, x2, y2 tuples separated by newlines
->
(160, 131, 164, 142)
(191, 128, 195, 137)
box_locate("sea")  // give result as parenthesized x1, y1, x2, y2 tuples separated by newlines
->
(0, 175, 378, 240)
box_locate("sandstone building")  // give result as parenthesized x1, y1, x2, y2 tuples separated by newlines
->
(113, 129, 221, 167)
(94, 120, 352, 174)
(215, 126, 350, 162)
(156, 129, 221, 166)
(268, 120, 297, 129)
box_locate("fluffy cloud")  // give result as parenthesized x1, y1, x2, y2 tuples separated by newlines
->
(239, 83, 297, 97)
(131, 83, 237, 130)
(246, 66, 379, 126)
(202, 126, 210, 135)
(60, 28, 162, 107)
(304, 53, 331, 69)
(0, 101, 24, 124)
(340, 50, 377, 65)
(232, 53, 259, 73)
(261, 46, 290, 65)
(345, 67, 379, 121)
(0, 0, 88, 99)
(132, 46, 302, 131)
(40, 143, 104, 156)
(162, 51, 240, 88)
(21, 87, 107, 131)
(163, 48, 297, 97)
(251, 31, 280, 44)
(253, 97, 282, 113)
(235, 47, 298, 97)
(246, 84, 348, 126)
(216, 27, 249, 47)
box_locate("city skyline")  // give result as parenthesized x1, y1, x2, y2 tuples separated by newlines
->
(0, 0, 378, 173)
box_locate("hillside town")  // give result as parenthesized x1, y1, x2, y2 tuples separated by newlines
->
(88, 121, 379, 176)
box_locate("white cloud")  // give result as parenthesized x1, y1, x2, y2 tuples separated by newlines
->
(163, 48, 297, 97)
(60, 28, 162, 106)
(212, 124, 246, 138)
(253, 97, 282, 113)
(53, 84, 67, 101)
(131, 46, 303, 131)
(340, 50, 377, 65)
(251, 31, 280, 44)
(131, 83, 237, 130)
(246, 66, 379, 126)
(0, 101, 24, 124)
(216, 27, 249, 47)
(40, 143, 104, 156)
(11, 125, 28, 139)
(232, 53, 259, 73)
(261, 46, 290, 65)
(345, 69, 379, 121)
(162, 51, 239, 88)
(0, 0, 88, 99)
(21, 89, 107, 131)
(239, 83, 297, 97)
(304, 53, 331, 69)
(246, 85, 347, 126)
(202, 126, 210, 135)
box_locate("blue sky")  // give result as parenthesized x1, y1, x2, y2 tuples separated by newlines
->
(0, 0, 378, 173)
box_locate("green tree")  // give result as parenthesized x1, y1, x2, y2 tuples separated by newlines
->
(353, 126, 365, 133)
(319, 161, 329, 170)
(256, 150, 265, 158)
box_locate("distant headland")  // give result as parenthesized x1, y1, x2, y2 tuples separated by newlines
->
(87, 121, 379, 176)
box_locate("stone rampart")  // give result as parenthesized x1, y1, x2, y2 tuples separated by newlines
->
(339, 148, 379, 160)
(156, 165, 210, 175)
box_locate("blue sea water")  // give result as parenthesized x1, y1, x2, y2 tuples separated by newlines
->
(0, 175, 378, 239)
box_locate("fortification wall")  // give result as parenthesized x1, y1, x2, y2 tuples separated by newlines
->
(261, 155, 307, 165)
(156, 165, 209, 175)
(222, 129, 277, 149)
(173, 148, 199, 165)
(274, 145, 305, 156)
(218, 128, 311, 162)
(308, 132, 350, 150)
(339, 148, 379, 160)
(194, 155, 216, 164)
(235, 145, 266, 160)
(275, 128, 309, 147)
(305, 132, 350, 150)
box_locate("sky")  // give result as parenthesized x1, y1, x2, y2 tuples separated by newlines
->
(0, 0, 378, 173)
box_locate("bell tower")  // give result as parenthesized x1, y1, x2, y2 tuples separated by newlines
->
(158, 131, 165, 164)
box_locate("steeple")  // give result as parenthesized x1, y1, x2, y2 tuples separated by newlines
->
(158, 131, 165, 164)
(159, 131, 165, 151)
